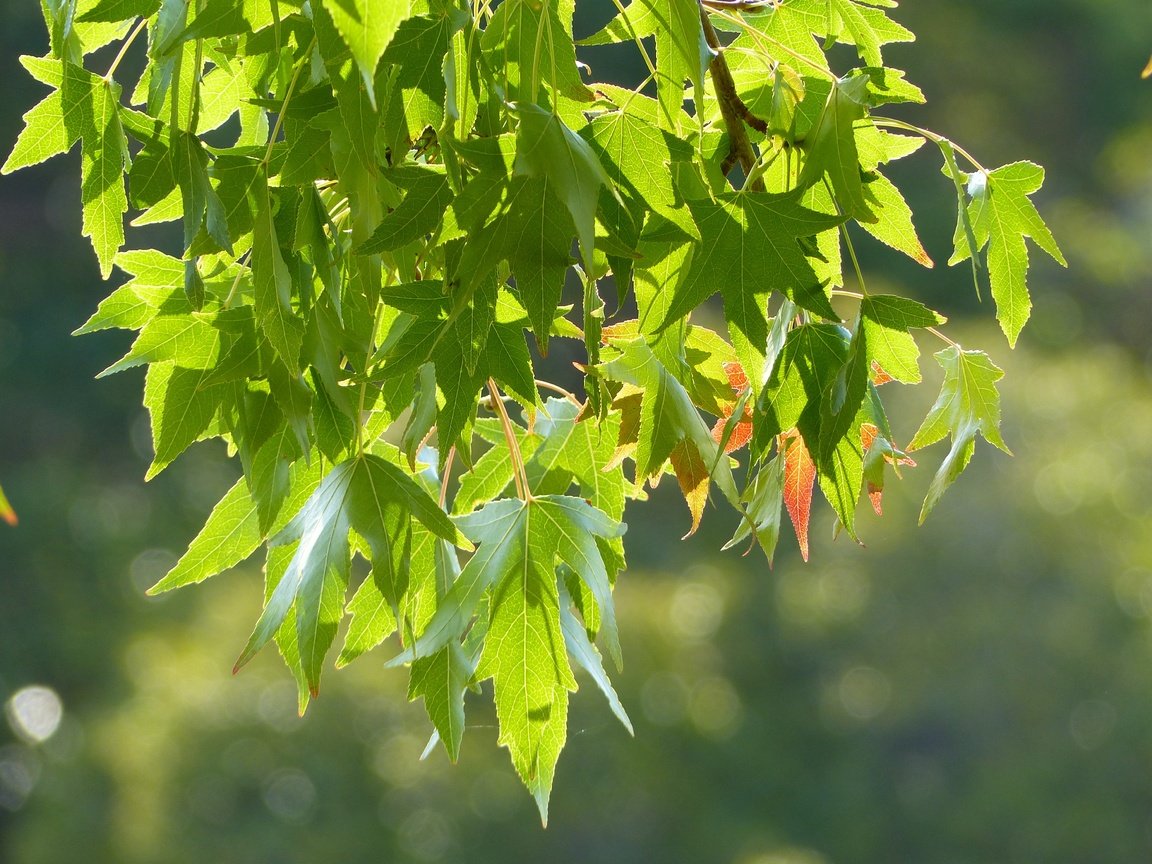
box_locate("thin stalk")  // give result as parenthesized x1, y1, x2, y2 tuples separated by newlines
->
(440, 447, 455, 509)
(488, 378, 531, 501)
(535, 379, 580, 404)
(103, 18, 147, 83)
(872, 117, 986, 172)
(263, 37, 317, 168)
(926, 326, 958, 348)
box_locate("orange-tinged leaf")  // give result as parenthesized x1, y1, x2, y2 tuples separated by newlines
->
(781, 431, 815, 561)
(1143, 55, 1152, 79)
(670, 440, 710, 537)
(870, 360, 894, 386)
(711, 413, 753, 453)
(0, 481, 16, 526)
(722, 360, 748, 391)
(860, 423, 916, 516)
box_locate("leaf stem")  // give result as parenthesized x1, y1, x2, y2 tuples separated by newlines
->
(535, 379, 580, 405)
(263, 36, 317, 168)
(926, 326, 958, 348)
(488, 378, 531, 501)
(440, 446, 455, 508)
(872, 118, 986, 172)
(103, 18, 147, 83)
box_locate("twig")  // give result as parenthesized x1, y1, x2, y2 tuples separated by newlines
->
(698, 2, 765, 191)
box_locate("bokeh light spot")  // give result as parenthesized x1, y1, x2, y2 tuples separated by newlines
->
(5, 685, 63, 744)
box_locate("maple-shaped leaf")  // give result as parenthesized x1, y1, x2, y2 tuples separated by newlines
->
(949, 162, 1067, 345)
(390, 494, 624, 821)
(514, 103, 612, 272)
(482, 0, 591, 104)
(781, 430, 816, 561)
(600, 338, 739, 509)
(234, 455, 461, 696)
(860, 422, 916, 516)
(799, 74, 876, 223)
(909, 347, 1011, 523)
(659, 192, 842, 369)
(860, 294, 946, 385)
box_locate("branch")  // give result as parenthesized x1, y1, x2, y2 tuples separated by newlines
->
(699, 2, 766, 191)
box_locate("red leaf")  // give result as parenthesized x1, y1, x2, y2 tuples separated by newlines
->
(782, 431, 815, 561)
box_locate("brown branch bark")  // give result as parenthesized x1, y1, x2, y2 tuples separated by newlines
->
(699, 2, 766, 191)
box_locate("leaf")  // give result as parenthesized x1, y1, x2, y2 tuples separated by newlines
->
(76, 0, 160, 22)
(357, 171, 453, 254)
(514, 103, 611, 271)
(908, 347, 1011, 523)
(948, 162, 1067, 345)
(558, 581, 632, 735)
(80, 75, 128, 277)
(724, 453, 785, 563)
(235, 455, 460, 694)
(319, 0, 412, 106)
(600, 338, 738, 507)
(457, 175, 573, 355)
(670, 439, 709, 538)
(781, 431, 816, 561)
(481, 0, 590, 103)
(860, 421, 916, 516)
(859, 170, 933, 266)
(860, 295, 945, 385)
(659, 192, 842, 359)
(143, 363, 232, 479)
(407, 642, 471, 762)
(253, 176, 304, 368)
(798, 74, 875, 223)
(149, 477, 261, 593)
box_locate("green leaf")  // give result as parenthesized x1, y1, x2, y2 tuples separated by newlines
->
(514, 103, 611, 271)
(236, 454, 460, 694)
(2, 86, 75, 174)
(798, 75, 875, 223)
(357, 171, 453, 254)
(97, 310, 221, 376)
(601, 338, 738, 507)
(860, 294, 945, 385)
(81, 76, 128, 277)
(253, 176, 304, 367)
(76, 0, 160, 22)
(949, 162, 1067, 345)
(909, 347, 1011, 523)
(481, 0, 590, 103)
(660, 192, 841, 366)
(143, 362, 232, 479)
(319, 0, 412, 106)
(148, 477, 261, 594)
(408, 642, 472, 762)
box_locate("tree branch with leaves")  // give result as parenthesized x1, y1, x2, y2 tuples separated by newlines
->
(3, 0, 1064, 821)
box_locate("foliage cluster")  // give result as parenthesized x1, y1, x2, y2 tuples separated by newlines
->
(3, 0, 1063, 817)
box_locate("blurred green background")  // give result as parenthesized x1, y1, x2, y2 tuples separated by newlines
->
(2, 1, 1152, 861)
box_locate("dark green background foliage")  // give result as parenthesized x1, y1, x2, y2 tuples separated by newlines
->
(2, 0, 1152, 861)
